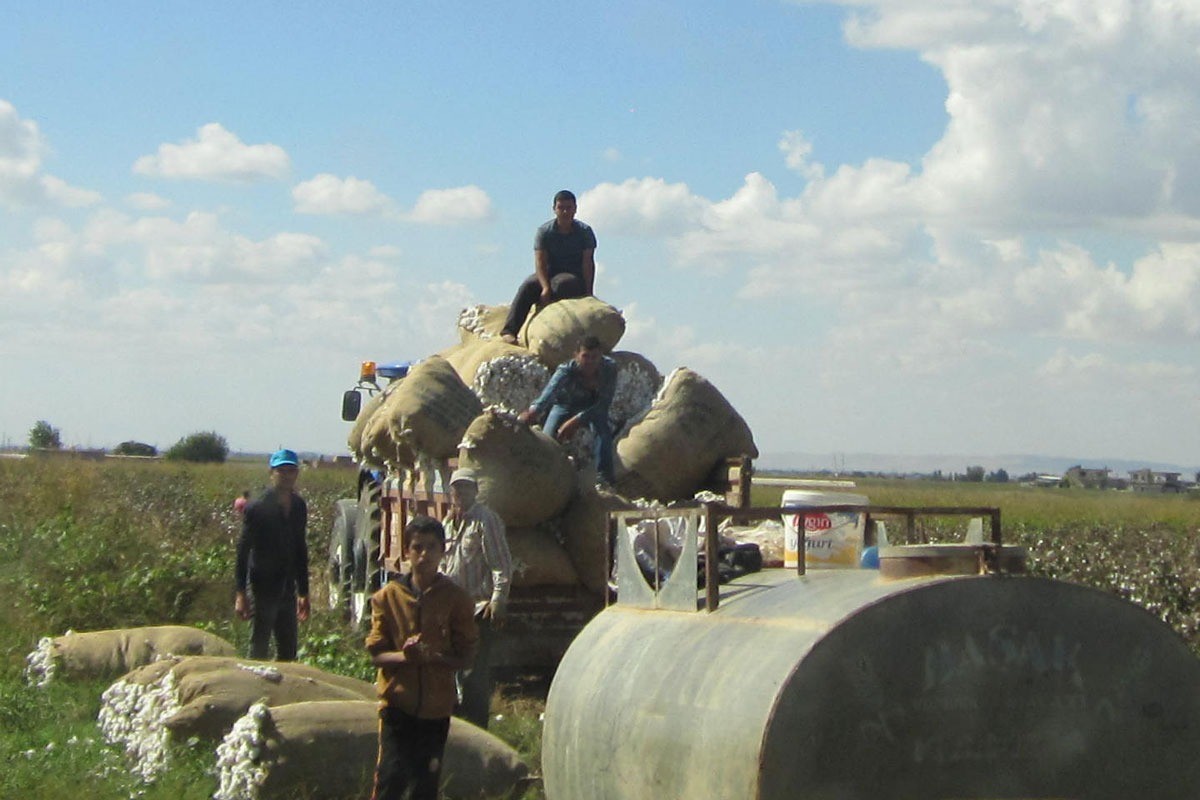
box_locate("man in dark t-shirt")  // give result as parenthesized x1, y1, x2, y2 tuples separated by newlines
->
(500, 189, 597, 342)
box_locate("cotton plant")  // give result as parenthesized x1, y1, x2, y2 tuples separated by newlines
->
(213, 702, 272, 800)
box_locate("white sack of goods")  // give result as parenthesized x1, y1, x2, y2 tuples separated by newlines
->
(507, 526, 581, 588)
(456, 303, 510, 344)
(458, 409, 574, 527)
(443, 339, 550, 414)
(382, 356, 483, 462)
(214, 700, 530, 800)
(98, 656, 376, 781)
(347, 385, 390, 459)
(608, 350, 663, 431)
(24, 625, 236, 688)
(523, 296, 625, 368)
(614, 367, 758, 502)
(559, 480, 636, 593)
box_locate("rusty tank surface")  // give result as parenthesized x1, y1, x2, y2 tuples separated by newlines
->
(542, 505, 1200, 800)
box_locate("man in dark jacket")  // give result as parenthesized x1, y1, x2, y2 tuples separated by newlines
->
(234, 448, 310, 660)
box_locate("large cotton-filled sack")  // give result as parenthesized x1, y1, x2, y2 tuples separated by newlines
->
(98, 655, 377, 781)
(24, 625, 236, 687)
(380, 356, 482, 461)
(457, 410, 574, 527)
(347, 385, 390, 458)
(359, 401, 414, 469)
(614, 368, 758, 502)
(559, 481, 635, 593)
(523, 296, 625, 368)
(609, 350, 663, 431)
(507, 526, 580, 588)
(214, 700, 531, 800)
(442, 339, 550, 414)
(456, 303, 511, 344)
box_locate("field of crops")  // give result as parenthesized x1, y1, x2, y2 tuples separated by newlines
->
(0, 457, 1197, 798)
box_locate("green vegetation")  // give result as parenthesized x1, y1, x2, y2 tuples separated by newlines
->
(28, 420, 62, 450)
(165, 431, 230, 463)
(113, 441, 158, 457)
(1, 459, 1198, 797)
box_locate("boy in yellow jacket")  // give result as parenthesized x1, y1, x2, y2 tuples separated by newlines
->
(366, 515, 479, 800)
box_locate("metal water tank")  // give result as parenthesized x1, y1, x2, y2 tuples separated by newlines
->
(543, 565, 1200, 799)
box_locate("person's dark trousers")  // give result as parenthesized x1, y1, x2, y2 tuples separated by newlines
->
(370, 707, 451, 800)
(248, 582, 298, 661)
(458, 615, 496, 729)
(500, 272, 586, 337)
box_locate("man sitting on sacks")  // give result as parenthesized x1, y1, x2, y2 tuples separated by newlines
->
(441, 467, 513, 730)
(499, 189, 596, 344)
(518, 336, 616, 485)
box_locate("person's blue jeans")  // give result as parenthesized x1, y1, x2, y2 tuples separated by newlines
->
(545, 404, 614, 483)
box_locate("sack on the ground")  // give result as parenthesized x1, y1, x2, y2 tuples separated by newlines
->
(24, 625, 235, 686)
(102, 655, 376, 744)
(614, 368, 758, 502)
(381, 356, 483, 461)
(457, 304, 512, 344)
(99, 656, 377, 782)
(608, 350, 663, 432)
(507, 527, 580, 588)
(559, 480, 635, 593)
(524, 296, 625, 369)
(457, 410, 574, 527)
(443, 339, 550, 414)
(214, 700, 530, 800)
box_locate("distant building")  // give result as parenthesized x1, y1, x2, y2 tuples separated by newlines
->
(1129, 469, 1184, 493)
(1064, 465, 1111, 489)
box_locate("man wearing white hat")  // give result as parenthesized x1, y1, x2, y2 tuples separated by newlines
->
(441, 467, 513, 729)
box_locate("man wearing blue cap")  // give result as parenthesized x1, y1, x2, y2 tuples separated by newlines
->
(234, 449, 311, 660)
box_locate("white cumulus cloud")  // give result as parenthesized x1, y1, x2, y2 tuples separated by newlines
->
(0, 99, 101, 208)
(133, 123, 291, 182)
(292, 173, 394, 215)
(581, 177, 707, 236)
(406, 185, 493, 225)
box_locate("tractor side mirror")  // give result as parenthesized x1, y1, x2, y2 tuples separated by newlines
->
(341, 389, 362, 422)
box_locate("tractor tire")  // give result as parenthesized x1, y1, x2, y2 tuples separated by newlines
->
(351, 477, 384, 627)
(327, 499, 358, 622)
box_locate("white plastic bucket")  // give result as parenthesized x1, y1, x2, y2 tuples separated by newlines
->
(781, 490, 869, 569)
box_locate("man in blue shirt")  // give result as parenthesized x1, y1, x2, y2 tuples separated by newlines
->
(500, 189, 597, 344)
(518, 336, 617, 484)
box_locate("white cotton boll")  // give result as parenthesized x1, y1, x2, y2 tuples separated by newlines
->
(97, 668, 181, 782)
(609, 361, 659, 431)
(213, 701, 272, 800)
(473, 357, 549, 414)
(23, 636, 56, 688)
(236, 663, 282, 682)
(457, 305, 497, 340)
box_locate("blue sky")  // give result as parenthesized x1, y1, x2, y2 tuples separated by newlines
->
(3, 1, 1199, 472)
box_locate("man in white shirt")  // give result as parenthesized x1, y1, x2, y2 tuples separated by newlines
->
(441, 468, 513, 729)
